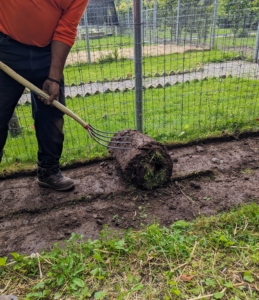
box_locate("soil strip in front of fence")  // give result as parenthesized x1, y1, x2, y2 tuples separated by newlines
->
(1, 135, 259, 256)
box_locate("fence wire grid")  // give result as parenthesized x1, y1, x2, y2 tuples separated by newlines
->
(3, 0, 259, 166)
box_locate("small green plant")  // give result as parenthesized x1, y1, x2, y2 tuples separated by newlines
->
(97, 52, 115, 64)
(241, 168, 254, 174)
(113, 47, 119, 61)
(97, 48, 125, 64)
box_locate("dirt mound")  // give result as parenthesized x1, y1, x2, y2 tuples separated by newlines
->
(1, 135, 259, 256)
(66, 44, 209, 64)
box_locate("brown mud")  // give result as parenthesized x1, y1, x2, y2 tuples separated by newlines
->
(1, 135, 259, 256)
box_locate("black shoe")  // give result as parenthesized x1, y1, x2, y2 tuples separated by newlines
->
(37, 166, 74, 191)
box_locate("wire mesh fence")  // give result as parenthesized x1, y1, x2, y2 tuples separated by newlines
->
(3, 0, 259, 167)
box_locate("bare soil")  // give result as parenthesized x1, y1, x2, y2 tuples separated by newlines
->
(1, 134, 259, 256)
(66, 44, 209, 64)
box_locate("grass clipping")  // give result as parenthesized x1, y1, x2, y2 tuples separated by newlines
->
(109, 130, 173, 189)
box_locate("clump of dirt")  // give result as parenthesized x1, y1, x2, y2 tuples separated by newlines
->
(1, 135, 259, 256)
(108, 130, 172, 189)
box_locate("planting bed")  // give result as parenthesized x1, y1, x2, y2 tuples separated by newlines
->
(66, 44, 209, 64)
(1, 134, 259, 256)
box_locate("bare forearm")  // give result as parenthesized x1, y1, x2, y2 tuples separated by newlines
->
(48, 40, 71, 81)
(40, 41, 71, 105)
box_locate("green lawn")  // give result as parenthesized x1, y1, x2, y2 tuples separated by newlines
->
(1, 76, 259, 173)
(72, 35, 134, 53)
(70, 29, 257, 59)
(64, 49, 237, 85)
(1, 203, 259, 299)
(215, 35, 257, 48)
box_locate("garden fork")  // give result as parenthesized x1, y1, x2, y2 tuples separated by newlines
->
(0, 61, 131, 149)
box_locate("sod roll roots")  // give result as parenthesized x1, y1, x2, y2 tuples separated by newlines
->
(109, 130, 173, 189)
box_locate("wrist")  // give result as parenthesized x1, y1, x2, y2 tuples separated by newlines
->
(47, 77, 60, 85)
(48, 68, 62, 83)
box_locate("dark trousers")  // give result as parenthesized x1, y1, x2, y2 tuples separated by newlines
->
(0, 32, 65, 168)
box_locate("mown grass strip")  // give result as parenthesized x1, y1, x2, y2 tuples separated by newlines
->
(64, 49, 238, 85)
(215, 34, 257, 48)
(71, 35, 134, 53)
(1, 76, 259, 173)
(71, 32, 256, 54)
(0, 203, 259, 299)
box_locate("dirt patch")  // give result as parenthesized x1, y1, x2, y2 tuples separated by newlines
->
(1, 135, 259, 256)
(66, 44, 210, 65)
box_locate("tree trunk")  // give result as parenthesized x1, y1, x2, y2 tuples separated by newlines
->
(109, 130, 173, 189)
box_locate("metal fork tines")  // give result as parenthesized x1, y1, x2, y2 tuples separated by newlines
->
(87, 125, 132, 149)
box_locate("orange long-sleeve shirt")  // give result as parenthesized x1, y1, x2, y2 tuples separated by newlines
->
(0, 0, 88, 47)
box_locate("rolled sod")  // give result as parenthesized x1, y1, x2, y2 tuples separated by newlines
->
(109, 130, 173, 189)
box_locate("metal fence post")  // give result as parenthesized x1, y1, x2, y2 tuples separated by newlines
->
(253, 22, 259, 62)
(145, 0, 149, 42)
(133, 0, 143, 132)
(128, 5, 130, 30)
(153, 0, 157, 44)
(84, 9, 91, 65)
(141, 0, 144, 44)
(210, 0, 219, 49)
(176, 0, 181, 45)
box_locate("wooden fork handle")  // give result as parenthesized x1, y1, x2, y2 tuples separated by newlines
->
(0, 61, 87, 128)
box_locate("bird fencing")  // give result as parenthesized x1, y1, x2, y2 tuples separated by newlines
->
(3, 0, 259, 167)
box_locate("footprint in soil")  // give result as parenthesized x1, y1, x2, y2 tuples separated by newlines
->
(49, 214, 82, 237)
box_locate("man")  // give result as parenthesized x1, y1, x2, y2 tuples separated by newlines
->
(0, 0, 89, 191)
